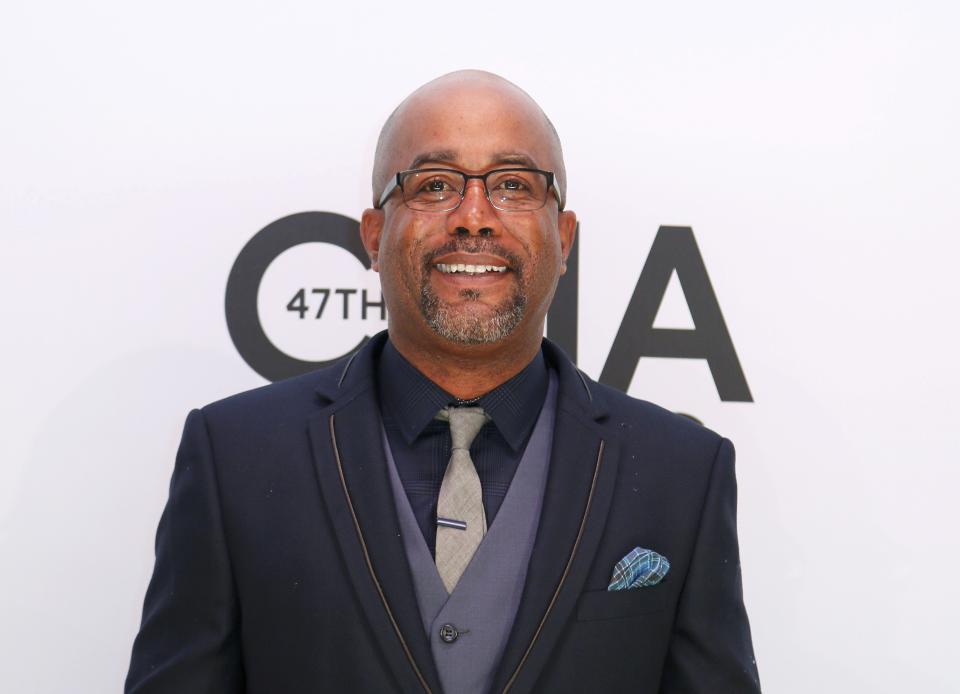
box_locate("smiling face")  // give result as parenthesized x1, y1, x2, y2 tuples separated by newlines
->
(361, 72, 576, 358)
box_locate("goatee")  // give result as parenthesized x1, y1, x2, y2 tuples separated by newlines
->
(417, 239, 527, 345)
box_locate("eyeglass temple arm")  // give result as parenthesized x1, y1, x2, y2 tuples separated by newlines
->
(551, 174, 564, 210)
(376, 175, 401, 209)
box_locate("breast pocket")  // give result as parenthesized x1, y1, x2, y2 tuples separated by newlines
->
(575, 583, 673, 622)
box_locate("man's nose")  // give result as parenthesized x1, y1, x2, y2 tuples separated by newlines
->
(448, 179, 500, 236)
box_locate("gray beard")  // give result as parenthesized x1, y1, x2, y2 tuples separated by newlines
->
(415, 237, 529, 344)
(418, 282, 527, 345)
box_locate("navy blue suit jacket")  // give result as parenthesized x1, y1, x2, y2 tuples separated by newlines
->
(126, 332, 761, 693)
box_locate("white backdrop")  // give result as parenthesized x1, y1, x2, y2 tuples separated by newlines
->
(2, 1, 959, 692)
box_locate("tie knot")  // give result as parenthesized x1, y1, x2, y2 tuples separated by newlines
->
(435, 406, 490, 450)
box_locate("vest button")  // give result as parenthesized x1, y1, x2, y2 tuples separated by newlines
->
(439, 623, 459, 643)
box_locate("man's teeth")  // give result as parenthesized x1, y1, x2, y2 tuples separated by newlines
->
(435, 263, 508, 274)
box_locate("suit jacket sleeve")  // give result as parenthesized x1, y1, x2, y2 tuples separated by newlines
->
(125, 409, 244, 693)
(659, 438, 762, 693)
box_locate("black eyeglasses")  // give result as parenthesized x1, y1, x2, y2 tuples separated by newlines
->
(375, 167, 564, 212)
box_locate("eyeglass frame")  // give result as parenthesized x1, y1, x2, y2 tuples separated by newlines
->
(374, 166, 565, 212)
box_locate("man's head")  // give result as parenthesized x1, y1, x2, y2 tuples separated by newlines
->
(360, 70, 576, 357)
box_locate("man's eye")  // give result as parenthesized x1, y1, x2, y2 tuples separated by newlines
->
(495, 178, 529, 192)
(421, 179, 453, 193)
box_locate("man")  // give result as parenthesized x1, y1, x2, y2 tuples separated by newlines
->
(126, 70, 761, 693)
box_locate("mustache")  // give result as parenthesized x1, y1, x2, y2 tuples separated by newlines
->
(422, 239, 524, 275)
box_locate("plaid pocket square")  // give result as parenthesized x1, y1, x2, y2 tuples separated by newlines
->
(607, 546, 670, 591)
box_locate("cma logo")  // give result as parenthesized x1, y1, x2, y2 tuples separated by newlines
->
(225, 212, 752, 402)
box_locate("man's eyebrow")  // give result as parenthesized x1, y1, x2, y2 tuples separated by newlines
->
(489, 152, 540, 169)
(406, 151, 543, 171)
(408, 151, 459, 169)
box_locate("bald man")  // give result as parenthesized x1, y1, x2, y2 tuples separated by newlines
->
(126, 71, 761, 694)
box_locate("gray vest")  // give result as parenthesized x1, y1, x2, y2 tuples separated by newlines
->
(381, 371, 558, 694)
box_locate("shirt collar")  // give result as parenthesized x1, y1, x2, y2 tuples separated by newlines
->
(377, 338, 548, 451)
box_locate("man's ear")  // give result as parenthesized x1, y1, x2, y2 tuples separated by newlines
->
(360, 208, 384, 272)
(557, 210, 577, 275)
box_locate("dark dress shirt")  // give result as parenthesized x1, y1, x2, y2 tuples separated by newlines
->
(376, 339, 548, 558)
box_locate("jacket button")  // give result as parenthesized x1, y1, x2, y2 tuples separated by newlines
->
(439, 623, 459, 643)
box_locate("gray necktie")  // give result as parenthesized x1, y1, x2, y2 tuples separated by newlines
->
(434, 406, 490, 593)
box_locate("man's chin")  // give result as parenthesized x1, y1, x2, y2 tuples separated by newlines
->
(423, 304, 525, 346)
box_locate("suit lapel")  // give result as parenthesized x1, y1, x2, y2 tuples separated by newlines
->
(307, 336, 443, 694)
(491, 344, 621, 694)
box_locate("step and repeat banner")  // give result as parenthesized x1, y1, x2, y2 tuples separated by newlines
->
(2, 2, 958, 692)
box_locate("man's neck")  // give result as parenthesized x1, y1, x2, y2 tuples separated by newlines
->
(388, 329, 543, 401)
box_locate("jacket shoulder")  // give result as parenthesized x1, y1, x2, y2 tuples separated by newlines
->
(197, 357, 348, 431)
(588, 378, 727, 460)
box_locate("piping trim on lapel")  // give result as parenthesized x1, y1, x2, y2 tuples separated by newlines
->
(338, 349, 361, 388)
(575, 368, 593, 402)
(501, 439, 606, 693)
(328, 413, 433, 694)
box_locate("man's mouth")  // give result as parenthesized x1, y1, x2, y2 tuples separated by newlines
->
(424, 242, 521, 285)
(434, 263, 509, 275)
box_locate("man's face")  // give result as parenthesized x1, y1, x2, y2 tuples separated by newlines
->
(361, 80, 576, 351)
